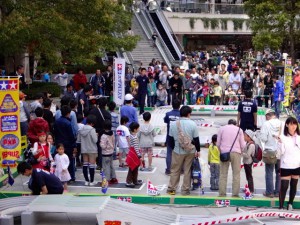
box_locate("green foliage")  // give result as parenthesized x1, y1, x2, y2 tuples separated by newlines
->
(244, 0, 300, 61)
(0, 0, 138, 70)
(220, 18, 228, 30)
(232, 19, 244, 30)
(24, 82, 61, 99)
(189, 18, 196, 29)
(201, 18, 210, 29)
(210, 18, 219, 30)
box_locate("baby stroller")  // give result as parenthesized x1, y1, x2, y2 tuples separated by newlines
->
(191, 157, 204, 194)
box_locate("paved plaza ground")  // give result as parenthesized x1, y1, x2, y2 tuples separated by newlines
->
(1, 111, 300, 224)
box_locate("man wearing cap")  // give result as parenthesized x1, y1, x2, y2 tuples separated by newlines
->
(120, 94, 138, 126)
(19, 92, 30, 136)
(217, 119, 245, 197)
(257, 109, 282, 197)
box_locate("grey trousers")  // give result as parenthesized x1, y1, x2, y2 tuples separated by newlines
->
(210, 163, 220, 190)
(102, 155, 116, 180)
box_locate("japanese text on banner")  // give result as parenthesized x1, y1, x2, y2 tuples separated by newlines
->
(0, 78, 20, 168)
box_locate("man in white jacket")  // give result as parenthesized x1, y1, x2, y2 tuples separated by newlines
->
(258, 109, 282, 198)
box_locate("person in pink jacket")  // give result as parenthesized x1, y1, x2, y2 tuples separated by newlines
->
(217, 119, 246, 197)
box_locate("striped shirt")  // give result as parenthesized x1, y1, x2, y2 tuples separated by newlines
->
(130, 134, 140, 157)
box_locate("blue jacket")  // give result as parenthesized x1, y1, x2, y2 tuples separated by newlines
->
(120, 105, 138, 126)
(54, 116, 76, 151)
(164, 109, 180, 136)
(273, 80, 284, 102)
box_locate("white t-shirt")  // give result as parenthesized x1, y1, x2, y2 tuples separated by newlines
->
(116, 125, 130, 148)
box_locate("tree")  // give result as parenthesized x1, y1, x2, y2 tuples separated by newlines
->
(244, 0, 300, 62)
(0, 0, 139, 70)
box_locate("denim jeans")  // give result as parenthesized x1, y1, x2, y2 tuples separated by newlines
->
(148, 96, 155, 107)
(191, 93, 197, 105)
(156, 100, 165, 107)
(274, 101, 281, 118)
(265, 160, 281, 195)
(165, 135, 173, 174)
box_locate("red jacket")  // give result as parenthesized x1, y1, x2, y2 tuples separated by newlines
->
(27, 118, 49, 144)
(73, 73, 87, 91)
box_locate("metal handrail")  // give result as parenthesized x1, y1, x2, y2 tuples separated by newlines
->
(134, 12, 172, 68)
(141, 9, 176, 64)
(152, 4, 184, 53)
(160, 2, 245, 14)
(154, 10, 181, 59)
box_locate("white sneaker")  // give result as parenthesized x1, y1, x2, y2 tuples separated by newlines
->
(84, 181, 89, 186)
(89, 181, 98, 186)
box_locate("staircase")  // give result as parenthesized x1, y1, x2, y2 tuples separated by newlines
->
(130, 15, 164, 67)
(149, 12, 180, 61)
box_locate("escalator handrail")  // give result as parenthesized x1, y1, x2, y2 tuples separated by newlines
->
(134, 12, 152, 39)
(144, 10, 178, 61)
(153, 11, 181, 59)
(134, 12, 172, 68)
(141, 10, 176, 64)
(155, 9, 184, 53)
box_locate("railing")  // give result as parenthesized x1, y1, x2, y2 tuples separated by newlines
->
(162, 2, 245, 14)
(136, 11, 173, 68)
(151, 10, 181, 59)
(141, 10, 174, 66)
(155, 9, 184, 53)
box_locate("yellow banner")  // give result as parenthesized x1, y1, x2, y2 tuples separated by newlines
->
(0, 78, 21, 168)
(283, 58, 292, 107)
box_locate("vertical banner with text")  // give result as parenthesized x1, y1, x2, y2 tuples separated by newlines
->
(283, 58, 292, 107)
(0, 78, 20, 168)
(113, 58, 125, 106)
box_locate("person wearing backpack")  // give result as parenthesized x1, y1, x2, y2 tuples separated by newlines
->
(166, 106, 200, 196)
(100, 120, 118, 185)
(242, 130, 256, 194)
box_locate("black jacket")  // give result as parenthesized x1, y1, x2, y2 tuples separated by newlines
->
(89, 107, 112, 135)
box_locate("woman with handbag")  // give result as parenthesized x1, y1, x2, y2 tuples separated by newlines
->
(217, 119, 246, 197)
(278, 117, 300, 210)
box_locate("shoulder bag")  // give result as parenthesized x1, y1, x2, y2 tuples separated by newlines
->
(220, 127, 240, 162)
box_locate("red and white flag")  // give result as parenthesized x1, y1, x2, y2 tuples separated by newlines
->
(147, 179, 160, 196)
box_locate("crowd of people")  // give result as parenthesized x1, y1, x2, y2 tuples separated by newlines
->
(14, 50, 300, 211)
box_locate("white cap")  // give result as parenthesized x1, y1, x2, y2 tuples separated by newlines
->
(124, 93, 134, 101)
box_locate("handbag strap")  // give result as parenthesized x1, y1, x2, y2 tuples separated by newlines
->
(229, 127, 240, 153)
(98, 107, 105, 121)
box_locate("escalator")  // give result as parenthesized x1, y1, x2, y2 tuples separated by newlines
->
(149, 12, 180, 61)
